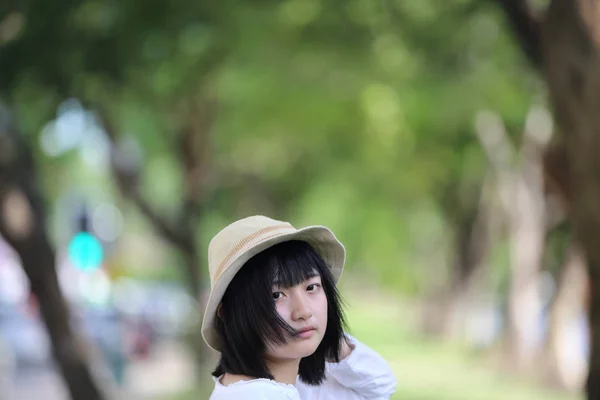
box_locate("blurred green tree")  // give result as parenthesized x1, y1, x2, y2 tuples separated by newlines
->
(3, 0, 589, 397)
(490, 0, 600, 398)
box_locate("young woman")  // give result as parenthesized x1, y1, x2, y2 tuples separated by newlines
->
(202, 215, 397, 399)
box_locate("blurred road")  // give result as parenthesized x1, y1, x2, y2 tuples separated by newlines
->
(2, 340, 196, 400)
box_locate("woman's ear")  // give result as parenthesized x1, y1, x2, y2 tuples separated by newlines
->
(217, 303, 223, 319)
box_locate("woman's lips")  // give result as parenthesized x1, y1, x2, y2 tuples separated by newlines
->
(295, 327, 316, 339)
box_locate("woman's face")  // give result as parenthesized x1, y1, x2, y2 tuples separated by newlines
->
(264, 274, 328, 362)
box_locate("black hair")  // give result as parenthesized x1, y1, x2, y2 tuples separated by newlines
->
(212, 240, 346, 385)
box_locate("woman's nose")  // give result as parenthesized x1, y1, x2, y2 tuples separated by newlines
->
(290, 293, 312, 321)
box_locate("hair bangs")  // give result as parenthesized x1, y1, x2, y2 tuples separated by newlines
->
(269, 241, 322, 289)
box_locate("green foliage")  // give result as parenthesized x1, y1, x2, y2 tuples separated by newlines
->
(0, 0, 543, 293)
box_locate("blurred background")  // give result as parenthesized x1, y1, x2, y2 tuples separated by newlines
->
(0, 1, 594, 399)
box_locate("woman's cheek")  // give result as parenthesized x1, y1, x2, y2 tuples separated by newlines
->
(317, 292, 328, 314)
(276, 302, 290, 320)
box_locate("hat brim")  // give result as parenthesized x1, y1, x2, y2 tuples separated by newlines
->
(201, 225, 345, 352)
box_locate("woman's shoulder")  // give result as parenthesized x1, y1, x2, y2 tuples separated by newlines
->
(209, 375, 300, 400)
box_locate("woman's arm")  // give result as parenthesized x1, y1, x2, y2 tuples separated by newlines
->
(324, 334, 397, 399)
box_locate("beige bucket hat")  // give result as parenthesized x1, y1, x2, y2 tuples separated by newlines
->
(201, 215, 346, 352)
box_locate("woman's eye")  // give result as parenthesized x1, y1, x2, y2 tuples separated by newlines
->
(307, 284, 320, 292)
(272, 292, 283, 300)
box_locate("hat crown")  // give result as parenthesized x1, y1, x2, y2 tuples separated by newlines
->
(207, 215, 295, 286)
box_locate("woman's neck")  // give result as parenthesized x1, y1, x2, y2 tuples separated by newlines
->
(265, 358, 301, 385)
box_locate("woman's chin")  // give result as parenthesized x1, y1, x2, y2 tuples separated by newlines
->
(290, 337, 321, 358)
(267, 333, 323, 360)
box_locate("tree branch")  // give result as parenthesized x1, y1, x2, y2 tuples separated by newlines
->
(474, 109, 516, 212)
(125, 182, 194, 252)
(474, 110, 515, 172)
(175, 94, 216, 208)
(96, 107, 194, 253)
(491, 0, 543, 70)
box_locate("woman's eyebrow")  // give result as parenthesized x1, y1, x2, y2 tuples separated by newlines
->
(271, 272, 320, 287)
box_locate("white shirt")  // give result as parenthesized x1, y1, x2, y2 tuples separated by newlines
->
(209, 334, 397, 399)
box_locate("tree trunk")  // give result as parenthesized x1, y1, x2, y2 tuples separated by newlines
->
(474, 107, 549, 370)
(543, 242, 587, 391)
(177, 200, 203, 302)
(178, 228, 209, 370)
(541, 1, 600, 397)
(444, 184, 495, 341)
(6, 227, 104, 400)
(0, 114, 104, 400)
(505, 175, 546, 371)
(444, 213, 480, 339)
(419, 175, 497, 341)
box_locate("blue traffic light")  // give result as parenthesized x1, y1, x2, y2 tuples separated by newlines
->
(68, 232, 103, 271)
